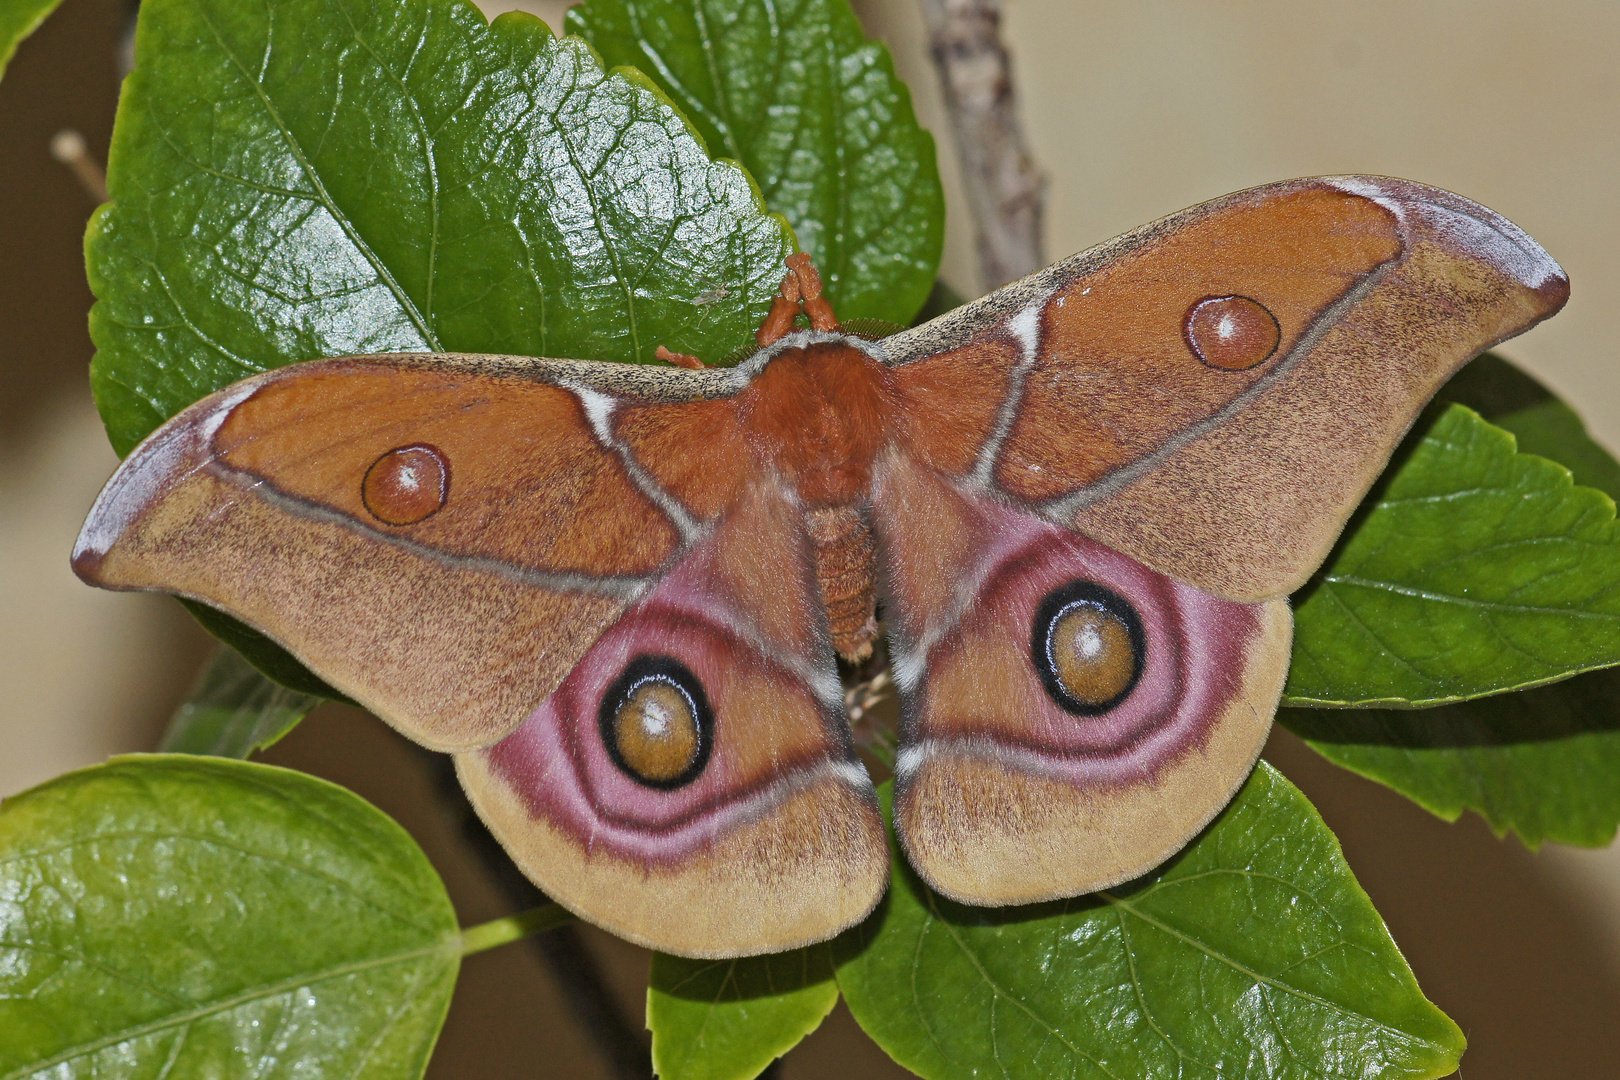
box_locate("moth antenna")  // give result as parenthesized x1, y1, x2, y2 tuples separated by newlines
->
(655, 345, 706, 370)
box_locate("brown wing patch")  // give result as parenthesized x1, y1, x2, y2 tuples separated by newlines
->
(459, 754, 885, 958)
(215, 360, 678, 577)
(76, 463, 625, 750)
(614, 397, 750, 520)
(996, 188, 1401, 501)
(71, 354, 733, 750)
(1065, 178, 1569, 600)
(891, 339, 1017, 477)
(456, 478, 887, 958)
(885, 176, 1567, 602)
(873, 453, 1291, 904)
(870, 450, 992, 633)
(898, 580, 1290, 904)
(896, 600, 1284, 904)
(700, 479, 827, 662)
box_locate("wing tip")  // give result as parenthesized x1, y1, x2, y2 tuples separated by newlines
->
(72, 381, 260, 588)
(1322, 174, 1569, 310)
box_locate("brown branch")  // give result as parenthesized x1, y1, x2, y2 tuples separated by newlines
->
(915, 0, 1045, 290)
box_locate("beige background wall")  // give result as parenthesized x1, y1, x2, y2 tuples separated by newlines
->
(3, 1, 1618, 1077)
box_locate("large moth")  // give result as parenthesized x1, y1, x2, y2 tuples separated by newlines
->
(74, 177, 1567, 958)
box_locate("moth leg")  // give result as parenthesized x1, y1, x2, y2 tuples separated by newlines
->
(655, 345, 706, 370)
(755, 253, 842, 346)
(786, 252, 839, 331)
(756, 263, 804, 346)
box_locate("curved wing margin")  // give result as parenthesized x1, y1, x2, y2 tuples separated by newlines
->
(873, 452, 1290, 904)
(884, 176, 1568, 601)
(72, 353, 751, 750)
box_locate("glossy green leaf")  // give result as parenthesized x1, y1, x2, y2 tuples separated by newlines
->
(88, 0, 795, 684)
(836, 769, 1463, 1080)
(158, 645, 324, 757)
(1283, 353, 1620, 847)
(568, 0, 943, 325)
(1282, 668, 1620, 847)
(1285, 403, 1620, 706)
(1432, 351, 1620, 498)
(0, 0, 64, 83)
(0, 755, 460, 1078)
(1493, 398, 1620, 499)
(648, 946, 838, 1080)
(89, 0, 795, 458)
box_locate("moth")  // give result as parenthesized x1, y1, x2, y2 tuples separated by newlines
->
(74, 177, 1567, 958)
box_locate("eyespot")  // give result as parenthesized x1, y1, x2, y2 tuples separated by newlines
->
(362, 444, 449, 525)
(1031, 581, 1145, 715)
(598, 655, 713, 789)
(1183, 295, 1281, 371)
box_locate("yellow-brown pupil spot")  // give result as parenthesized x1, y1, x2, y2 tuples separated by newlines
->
(362, 444, 449, 525)
(1050, 606, 1136, 707)
(1032, 581, 1144, 715)
(612, 681, 700, 784)
(1184, 295, 1281, 371)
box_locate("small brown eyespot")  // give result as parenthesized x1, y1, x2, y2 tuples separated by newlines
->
(1031, 581, 1145, 714)
(599, 656, 713, 789)
(1184, 295, 1281, 371)
(361, 444, 449, 525)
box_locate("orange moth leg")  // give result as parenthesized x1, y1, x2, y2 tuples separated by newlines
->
(756, 265, 803, 346)
(787, 252, 839, 331)
(655, 345, 706, 370)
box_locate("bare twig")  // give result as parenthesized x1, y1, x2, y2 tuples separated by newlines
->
(915, 0, 1045, 289)
(50, 129, 109, 203)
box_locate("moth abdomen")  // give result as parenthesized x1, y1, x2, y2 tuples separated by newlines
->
(806, 505, 880, 663)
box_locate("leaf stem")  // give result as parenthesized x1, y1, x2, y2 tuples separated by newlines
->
(459, 903, 575, 956)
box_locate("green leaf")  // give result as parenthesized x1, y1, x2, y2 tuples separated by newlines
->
(158, 645, 325, 757)
(0, 755, 460, 1078)
(568, 0, 943, 325)
(1282, 668, 1620, 847)
(0, 0, 64, 83)
(1432, 352, 1620, 500)
(88, 0, 795, 686)
(89, 0, 795, 458)
(179, 600, 342, 701)
(648, 946, 839, 1080)
(1284, 355, 1620, 846)
(1285, 403, 1620, 707)
(836, 769, 1463, 1080)
(1492, 398, 1620, 500)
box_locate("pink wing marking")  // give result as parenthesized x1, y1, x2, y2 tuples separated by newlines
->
(472, 481, 869, 867)
(878, 457, 1268, 788)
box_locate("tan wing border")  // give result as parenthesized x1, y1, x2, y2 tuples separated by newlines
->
(895, 598, 1292, 905)
(72, 353, 751, 751)
(884, 175, 1568, 601)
